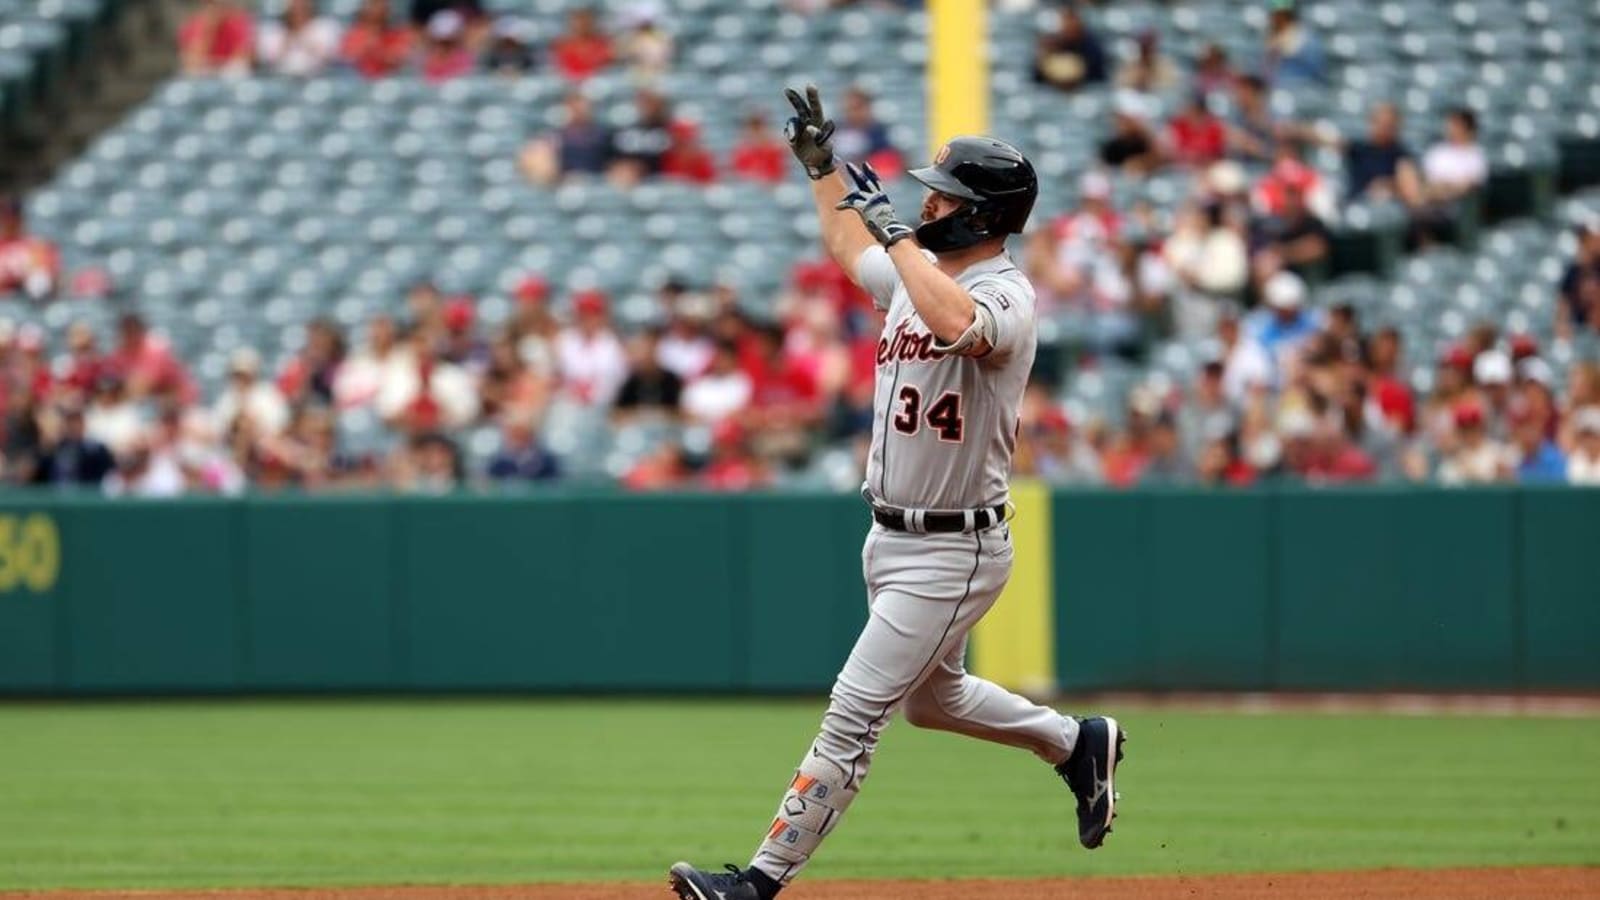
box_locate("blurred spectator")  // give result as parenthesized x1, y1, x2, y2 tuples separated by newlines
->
(104, 404, 191, 497)
(1, 388, 45, 483)
(1252, 140, 1338, 224)
(1567, 407, 1600, 485)
(1140, 415, 1190, 485)
(272, 407, 349, 490)
(1421, 343, 1475, 450)
(729, 110, 789, 184)
(608, 89, 677, 185)
(1033, 4, 1107, 93)
(105, 314, 197, 404)
(1437, 400, 1512, 484)
(85, 376, 142, 457)
(744, 324, 823, 460)
(1165, 92, 1227, 168)
(339, 0, 413, 78)
(1197, 430, 1256, 486)
(213, 348, 291, 437)
(1421, 108, 1488, 204)
(618, 2, 674, 79)
(509, 276, 558, 367)
(0, 197, 60, 301)
(831, 88, 902, 175)
(1568, 363, 1600, 421)
(550, 6, 614, 81)
(1333, 103, 1424, 208)
(1364, 326, 1415, 435)
(0, 196, 58, 297)
(376, 328, 479, 431)
(614, 330, 683, 420)
(1511, 404, 1566, 483)
(1251, 181, 1331, 283)
(1026, 174, 1168, 356)
(1099, 94, 1161, 174)
(520, 92, 616, 185)
(389, 431, 462, 493)
(623, 440, 688, 490)
(681, 340, 752, 424)
(700, 420, 770, 490)
(56, 322, 103, 394)
(1192, 43, 1235, 100)
(1294, 412, 1377, 483)
(1115, 29, 1180, 98)
(407, 0, 483, 33)
(1509, 333, 1541, 367)
(1015, 385, 1101, 483)
(1245, 272, 1319, 387)
(482, 18, 536, 75)
(277, 318, 345, 408)
(335, 315, 404, 409)
(1224, 74, 1278, 163)
(555, 290, 627, 408)
(787, 256, 875, 327)
(661, 121, 717, 184)
(9, 325, 52, 408)
(32, 402, 114, 487)
(1163, 200, 1248, 337)
(439, 298, 487, 370)
(479, 333, 548, 421)
(1411, 107, 1488, 246)
(1262, 0, 1325, 86)
(179, 0, 255, 76)
(1101, 390, 1162, 486)
(256, 0, 341, 77)
(1474, 349, 1514, 436)
(1557, 222, 1600, 340)
(1178, 361, 1238, 462)
(487, 416, 559, 482)
(656, 282, 715, 379)
(417, 11, 475, 82)
(1027, 172, 1119, 303)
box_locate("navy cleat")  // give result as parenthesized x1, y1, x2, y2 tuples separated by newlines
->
(668, 862, 765, 900)
(1055, 715, 1126, 849)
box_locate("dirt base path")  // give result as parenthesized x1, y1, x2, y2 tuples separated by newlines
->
(6, 867, 1597, 900)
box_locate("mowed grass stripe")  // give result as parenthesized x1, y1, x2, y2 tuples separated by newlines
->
(0, 700, 1595, 888)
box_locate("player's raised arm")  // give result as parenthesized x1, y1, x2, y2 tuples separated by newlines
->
(783, 85, 877, 280)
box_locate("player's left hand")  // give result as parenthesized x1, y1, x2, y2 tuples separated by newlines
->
(835, 162, 914, 248)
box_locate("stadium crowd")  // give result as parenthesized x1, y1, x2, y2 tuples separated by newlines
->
(3, 0, 1599, 493)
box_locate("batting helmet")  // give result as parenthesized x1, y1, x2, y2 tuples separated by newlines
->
(907, 136, 1038, 253)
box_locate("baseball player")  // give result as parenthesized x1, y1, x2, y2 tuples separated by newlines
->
(669, 86, 1125, 900)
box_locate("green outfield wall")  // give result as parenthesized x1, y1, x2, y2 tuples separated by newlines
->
(0, 487, 1594, 694)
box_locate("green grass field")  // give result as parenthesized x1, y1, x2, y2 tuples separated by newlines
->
(0, 699, 1596, 890)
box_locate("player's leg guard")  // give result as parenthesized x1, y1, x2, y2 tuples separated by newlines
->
(748, 748, 859, 886)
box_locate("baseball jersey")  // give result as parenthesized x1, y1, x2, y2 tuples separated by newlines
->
(856, 245, 1037, 511)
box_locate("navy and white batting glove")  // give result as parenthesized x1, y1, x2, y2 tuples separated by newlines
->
(783, 84, 836, 179)
(835, 162, 914, 247)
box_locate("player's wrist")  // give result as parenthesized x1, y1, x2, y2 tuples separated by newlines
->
(874, 220, 914, 247)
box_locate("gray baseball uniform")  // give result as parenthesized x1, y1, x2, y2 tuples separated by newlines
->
(749, 245, 1079, 886)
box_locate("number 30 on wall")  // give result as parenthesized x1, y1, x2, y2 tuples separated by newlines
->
(0, 513, 60, 593)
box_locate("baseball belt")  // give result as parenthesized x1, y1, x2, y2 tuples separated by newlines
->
(867, 500, 1007, 534)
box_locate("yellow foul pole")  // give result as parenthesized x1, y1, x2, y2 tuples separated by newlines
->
(926, 0, 989, 153)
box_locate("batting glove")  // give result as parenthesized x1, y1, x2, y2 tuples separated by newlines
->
(783, 84, 836, 179)
(835, 162, 915, 247)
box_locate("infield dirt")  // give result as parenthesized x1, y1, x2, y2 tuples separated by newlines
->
(6, 866, 1598, 900)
